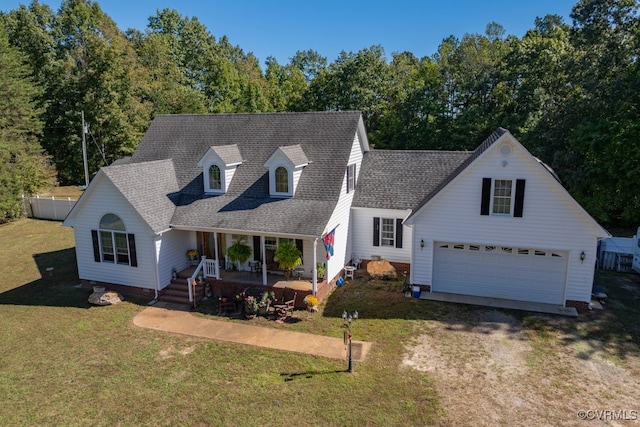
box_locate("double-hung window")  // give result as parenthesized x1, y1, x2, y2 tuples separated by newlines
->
(373, 217, 403, 248)
(492, 179, 513, 215)
(92, 213, 137, 267)
(381, 218, 395, 246)
(481, 178, 526, 218)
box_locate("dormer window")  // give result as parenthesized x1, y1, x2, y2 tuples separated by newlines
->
(264, 145, 308, 198)
(197, 144, 243, 194)
(209, 164, 222, 190)
(275, 166, 289, 193)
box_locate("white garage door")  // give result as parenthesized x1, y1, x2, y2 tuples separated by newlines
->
(432, 242, 567, 304)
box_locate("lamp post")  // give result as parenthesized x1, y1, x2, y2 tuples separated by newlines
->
(342, 310, 358, 373)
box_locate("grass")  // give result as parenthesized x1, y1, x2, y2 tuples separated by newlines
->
(2, 218, 638, 426)
(0, 219, 440, 426)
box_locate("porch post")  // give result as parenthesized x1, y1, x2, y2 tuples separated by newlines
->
(312, 238, 318, 295)
(261, 235, 267, 285)
(213, 231, 220, 279)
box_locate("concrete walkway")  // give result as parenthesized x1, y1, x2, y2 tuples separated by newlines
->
(133, 302, 372, 361)
(419, 291, 579, 317)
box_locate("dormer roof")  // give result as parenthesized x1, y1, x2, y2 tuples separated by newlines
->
(265, 144, 309, 168)
(197, 144, 243, 167)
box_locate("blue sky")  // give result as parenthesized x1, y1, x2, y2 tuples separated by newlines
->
(1, 0, 579, 65)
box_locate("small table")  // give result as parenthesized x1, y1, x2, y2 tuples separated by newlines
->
(344, 265, 356, 280)
(293, 266, 305, 280)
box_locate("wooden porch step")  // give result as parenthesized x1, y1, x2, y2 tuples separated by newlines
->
(158, 281, 204, 304)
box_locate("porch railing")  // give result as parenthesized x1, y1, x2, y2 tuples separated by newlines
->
(203, 258, 218, 278)
(188, 256, 219, 306)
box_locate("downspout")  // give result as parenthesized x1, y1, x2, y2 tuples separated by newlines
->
(312, 238, 318, 295)
(152, 234, 160, 302)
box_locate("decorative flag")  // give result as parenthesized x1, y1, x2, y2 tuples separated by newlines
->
(322, 228, 335, 259)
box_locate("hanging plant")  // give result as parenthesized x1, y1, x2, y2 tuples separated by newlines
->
(226, 239, 252, 270)
(274, 241, 302, 280)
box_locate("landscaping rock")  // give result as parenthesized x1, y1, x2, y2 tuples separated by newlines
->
(366, 259, 397, 280)
(89, 291, 123, 306)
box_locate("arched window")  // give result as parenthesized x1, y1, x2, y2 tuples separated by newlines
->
(209, 164, 221, 190)
(275, 166, 289, 193)
(95, 213, 136, 266)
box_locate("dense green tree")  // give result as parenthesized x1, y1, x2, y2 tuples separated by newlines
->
(299, 45, 392, 141)
(0, 25, 56, 222)
(264, 56, 307, 111)
(558, 0, 640, 224)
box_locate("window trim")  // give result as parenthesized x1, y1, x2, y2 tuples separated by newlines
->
(204, 162, 225, 194)
(347, 163, 356, 193)
(93, 214, 137, 267)
(275, 166, 289, 193)
(481, 178, 526, 218)
(373, 217, 403, 248)
(491, 179, 514, 215)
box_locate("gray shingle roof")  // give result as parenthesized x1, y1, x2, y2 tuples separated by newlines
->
(101, 159, 179, 233)
(126, 111, 363, 237)
(211, 144, 243, 165)
(277, 144, 309, 167)
(404, 127, 507, 219)
(353, 150, 473, 210)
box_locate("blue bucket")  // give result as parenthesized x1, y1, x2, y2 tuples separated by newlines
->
(336, 276, 345, 286)
(412, 286, 421, 298)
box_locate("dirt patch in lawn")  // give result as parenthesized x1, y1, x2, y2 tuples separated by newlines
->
(402, 303, 640, 426)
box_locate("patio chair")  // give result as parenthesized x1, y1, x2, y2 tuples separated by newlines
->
(352, 254, 362, 270)
(273, 292, 296, 322)
(217, 293, 238, 316)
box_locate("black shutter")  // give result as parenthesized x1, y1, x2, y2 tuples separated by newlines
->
(127, 234, 137, 267)
(514, 179, 526, 218)
(295, 239, 304, 260)
(91, 230, 101, 262)
(480, 178, 492, 215)
(373, 217, 380, 247)
(253, 236, 261, 261)
(395, 218, 403, 248)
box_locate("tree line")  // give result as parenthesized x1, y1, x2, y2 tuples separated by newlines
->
(0, 0, 638, 227)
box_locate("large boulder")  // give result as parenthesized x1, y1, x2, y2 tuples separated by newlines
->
(366, 259, 397, 280)
(89, 291, 124, 306)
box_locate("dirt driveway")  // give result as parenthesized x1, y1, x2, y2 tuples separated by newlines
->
(402, 273, 640, 426)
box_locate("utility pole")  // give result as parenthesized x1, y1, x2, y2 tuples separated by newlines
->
(81, 111, 89, 188)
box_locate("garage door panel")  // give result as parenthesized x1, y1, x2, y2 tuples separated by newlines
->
(433, 243, 566, 305)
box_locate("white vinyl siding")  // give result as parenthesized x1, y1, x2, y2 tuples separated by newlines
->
(324, 131, 365, 280)
(350, 207, 412, 264)
(66, 175, 157, 290)
(409, 135, 604, 305)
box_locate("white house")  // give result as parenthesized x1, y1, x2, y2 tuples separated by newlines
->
(63, 114, 609, 312)
(401, 129, 610, 310)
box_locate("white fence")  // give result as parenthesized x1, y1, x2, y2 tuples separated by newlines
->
(22, 195, 77, 221)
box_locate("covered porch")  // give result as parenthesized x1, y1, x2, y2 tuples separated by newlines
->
(161, 264, 332, 310)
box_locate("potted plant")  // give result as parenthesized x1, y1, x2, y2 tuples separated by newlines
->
(274, 241, 302, 280)
(186, 249, 198, 263)
(226, 239, 252, 271)
(303, 294, 319, 312)
(316, 262, 326, 280)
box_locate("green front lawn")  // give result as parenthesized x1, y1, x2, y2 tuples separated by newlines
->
(2, 219, 638, 426)
(0, 219, 439, 426)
